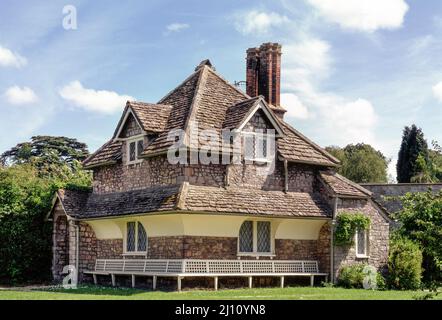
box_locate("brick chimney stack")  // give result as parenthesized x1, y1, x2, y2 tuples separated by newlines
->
(246, 43, 282, 107)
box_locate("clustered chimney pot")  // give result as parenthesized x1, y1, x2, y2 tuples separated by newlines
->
(246, 43, 283, 113)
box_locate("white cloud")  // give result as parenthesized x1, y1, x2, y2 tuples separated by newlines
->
(284, 39, 331, 77)
(281, 38, 379, 146)
(281, 93, 310, 119)
(432, 82, 442, 102)
(306, 0, 409, 32)
(166, 23, 190, 33)
(4, 86, 38, 105)
(233, 10, 289, 35)
(59, 81, 134, 114)
(0, 45, 27, 68)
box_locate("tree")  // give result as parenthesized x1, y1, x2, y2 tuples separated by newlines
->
(396, 125, 430, 183)
(394, 190, 442, 282)
(1, 136, 89, 169)
(325, 143, 389, 183)
(0, 136, 91, 284)
(429, 141, 442, 182)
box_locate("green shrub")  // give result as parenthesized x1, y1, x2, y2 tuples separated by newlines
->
(388, 236, 423, 290)
(338, 264, 385, 289)
(334, 212, 370, 246)
(338, 264, 366, 288)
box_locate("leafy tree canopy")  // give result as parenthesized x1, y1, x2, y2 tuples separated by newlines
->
(325, 143, 390, 183)
(1, 136, 89, 170)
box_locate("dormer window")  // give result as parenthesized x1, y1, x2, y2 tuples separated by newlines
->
(127, 137, 144, 164)
(243, 132, 272, 163)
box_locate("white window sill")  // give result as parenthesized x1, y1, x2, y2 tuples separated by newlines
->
(356, 254, 370, 259)
(237, 252, 276, 259)
(123, 252, 147, 256)
(126, 160, 143, 166)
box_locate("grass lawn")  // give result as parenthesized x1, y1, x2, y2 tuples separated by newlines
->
(0, 285, 440, 300)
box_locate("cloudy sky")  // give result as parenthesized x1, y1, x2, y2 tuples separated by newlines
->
(1, 0, 441, 179)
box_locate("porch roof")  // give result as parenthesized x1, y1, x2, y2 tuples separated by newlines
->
(53, 183, 332, 220)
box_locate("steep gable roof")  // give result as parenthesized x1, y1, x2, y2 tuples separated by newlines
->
(84, 60, 340, 168)
(223, 96, 284, 137)
(318, 170, 372, 198)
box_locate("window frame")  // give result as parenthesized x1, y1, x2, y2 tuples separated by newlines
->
(355, 228, 369, 258)
(238, 220, 274, 257)
(124, 221, 147, 255)
(126, 136, 144, 165)
(242, 132, 273, 163)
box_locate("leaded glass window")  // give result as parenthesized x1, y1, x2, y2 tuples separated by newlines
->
(257, 221, 271, 253)
(137, 140, 144, 157)
(129, 141, 136, 162)
(126, 221, 147, 253)
(239, 221, 253, 252)
(127, 138, 144, 164)
(356, 229, 368, 257)
(137, 222, 147, 252)
(239, 221, 272, 254)
(126, 222, 136, 252)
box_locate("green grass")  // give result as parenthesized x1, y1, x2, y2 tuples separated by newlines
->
(0, 285, 440, 300)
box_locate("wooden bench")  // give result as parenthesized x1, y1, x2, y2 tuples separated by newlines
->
(84, 259, 328, 291)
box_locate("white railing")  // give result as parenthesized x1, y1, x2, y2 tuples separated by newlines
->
(94, 259, 321, 274)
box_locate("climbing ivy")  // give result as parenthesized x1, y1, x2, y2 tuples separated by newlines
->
(334, 212, 370, 246)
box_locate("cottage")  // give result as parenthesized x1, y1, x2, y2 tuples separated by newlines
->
(48, 43, 391, 290)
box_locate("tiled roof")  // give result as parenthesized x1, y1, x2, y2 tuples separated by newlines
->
(180, 184, 332, 218)
(56, 189, 91, 217)
(319, 171, 372, 198)
(85, 61, 340, 167)
(223, 97, 261, 129)
(54, 183, 332, 219)
(277, 123, 340, 167)
(82, 140, 123, 169)
(129, 102, 172, 133)
(57, 185, 181, 219)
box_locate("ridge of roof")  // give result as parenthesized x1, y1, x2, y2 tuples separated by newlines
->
(182, 65, 209, 146)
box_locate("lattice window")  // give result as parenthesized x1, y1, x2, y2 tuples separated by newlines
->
(126, 222, 136, 252)
(127, 138, 144, 164)
(137, 139, 144, 157)
(129, 142, 136, 162)
(356, 229, 368, 257)
(239, 221, 253, 252)
(126, 221, 147, 253)
(242, 132, 272, 162)
(137, 222, 147, 252)
(257, 221, 271, 253)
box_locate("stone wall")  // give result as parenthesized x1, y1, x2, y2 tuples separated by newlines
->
(52, 207, 69, 282)
(93, 156, 227, 194)
(362, 183, 442, 214)
(333, 199, 390, 279)
(228, 161, 317, 192)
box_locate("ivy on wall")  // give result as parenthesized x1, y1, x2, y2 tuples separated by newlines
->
(334, 212, 370, 246)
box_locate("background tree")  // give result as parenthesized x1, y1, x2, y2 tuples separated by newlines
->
(325, 143, 389, 183)
(1, 136, 89, 169)
(0, 136, 91, 284)
(429, 141, 442, 182)
(396, 125, 430, 183)
(394, 190, 442, 283)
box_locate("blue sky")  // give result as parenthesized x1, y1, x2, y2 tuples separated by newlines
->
(1, 0, 442, 179)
